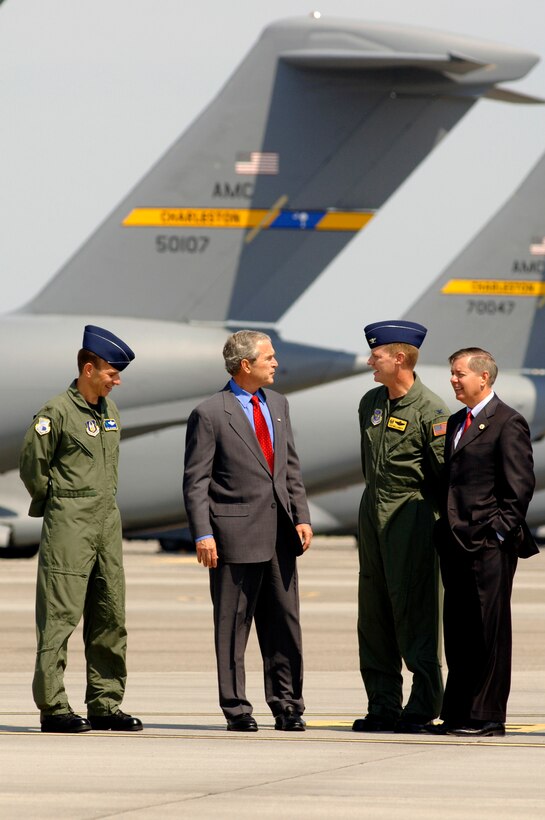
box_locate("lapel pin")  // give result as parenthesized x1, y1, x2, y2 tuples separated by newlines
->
(479, 423, 485, 430)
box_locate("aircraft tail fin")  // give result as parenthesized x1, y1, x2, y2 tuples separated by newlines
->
(405, 150, 545, 372)
(22, 16, 538, 324)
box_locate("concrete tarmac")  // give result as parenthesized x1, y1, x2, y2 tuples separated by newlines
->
(1, 538, 545, 819)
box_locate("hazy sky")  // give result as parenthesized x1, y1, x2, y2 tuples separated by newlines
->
(2, 0, 545, 353)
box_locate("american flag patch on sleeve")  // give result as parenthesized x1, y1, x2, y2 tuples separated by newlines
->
(432, 421, 447, 437)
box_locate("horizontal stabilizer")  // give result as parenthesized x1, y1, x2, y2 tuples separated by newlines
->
(280, 50, 489, 75)
(484, 87, 545, 104)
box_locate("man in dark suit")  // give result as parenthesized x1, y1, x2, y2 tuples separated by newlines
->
(432, 347, 538, 737)
(183, 330, 312, 732)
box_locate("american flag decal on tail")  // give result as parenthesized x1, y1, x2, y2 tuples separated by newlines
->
(235, 152, 279, 175)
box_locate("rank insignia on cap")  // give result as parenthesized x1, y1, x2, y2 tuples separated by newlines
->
(432, 421, 447, 437)
(35, 417, 51, 436)
(364, 320, 427, 350)
(103, 418, 118, 431)
(371, 409, 383, 426)
(86, 420, 100, 437)
(388, 416, 408, 432)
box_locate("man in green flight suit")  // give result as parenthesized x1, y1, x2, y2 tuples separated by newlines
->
(352, 320, 449, 734)
(20, 325, 143, 734)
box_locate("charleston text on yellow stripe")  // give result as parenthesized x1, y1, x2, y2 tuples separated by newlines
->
(442, 279, 545, 297)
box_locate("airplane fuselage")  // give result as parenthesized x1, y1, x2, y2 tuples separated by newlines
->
(0, 314, 367, 475)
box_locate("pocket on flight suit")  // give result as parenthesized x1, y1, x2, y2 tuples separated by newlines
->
(46, 568, 89, 626)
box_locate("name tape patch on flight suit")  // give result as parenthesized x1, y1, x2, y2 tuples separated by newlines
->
(86, 420, 100, 437)
(387, 416, 408, 432)
(35, 417, 51, 436)
(432, 421, 447, 437)
(103, 419, 118, 431)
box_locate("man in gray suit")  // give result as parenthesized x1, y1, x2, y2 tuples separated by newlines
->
(183, 330, 313, 732)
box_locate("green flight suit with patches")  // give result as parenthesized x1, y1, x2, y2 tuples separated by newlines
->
(19, 382, 127, 717)
(357, 373, 448, 724)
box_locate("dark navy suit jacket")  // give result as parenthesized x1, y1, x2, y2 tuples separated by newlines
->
(442, 394, 537, 558)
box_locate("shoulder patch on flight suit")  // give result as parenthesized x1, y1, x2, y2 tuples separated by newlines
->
(432, 421, 447, 437)
(371, 409, 383, 426)
(34, 417, 51, 436)
(103, 418, 118, 431)
(387, 416, 408, 432)
(86, 420, 100, 437)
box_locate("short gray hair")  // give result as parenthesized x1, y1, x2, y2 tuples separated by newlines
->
(223, 330, 271, 376)
(449, 347, 498, 385)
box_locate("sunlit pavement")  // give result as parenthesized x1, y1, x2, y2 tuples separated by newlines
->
(1, 538, 545, 819)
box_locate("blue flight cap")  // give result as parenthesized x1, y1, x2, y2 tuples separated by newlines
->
(364, 320, 427, 349)
(82, 325, 135, 371)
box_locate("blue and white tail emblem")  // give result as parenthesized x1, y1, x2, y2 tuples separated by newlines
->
(103, 418, 118, 431)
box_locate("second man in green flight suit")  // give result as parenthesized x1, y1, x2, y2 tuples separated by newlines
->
(352, 320, 449, 734)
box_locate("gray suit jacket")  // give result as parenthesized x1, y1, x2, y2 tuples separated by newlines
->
(183, 384, 310, 563)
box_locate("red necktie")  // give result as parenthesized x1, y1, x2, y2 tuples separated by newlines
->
(251, 395, 274, 472)
(462, 410, 473, 435)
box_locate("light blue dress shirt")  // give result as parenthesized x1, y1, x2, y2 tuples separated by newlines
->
(195, 380, 275, 543)
(228, 378, 275, 445)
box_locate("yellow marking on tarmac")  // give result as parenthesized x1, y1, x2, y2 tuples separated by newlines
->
(245, 194, 288, 244)
(442, 279, 545, 297)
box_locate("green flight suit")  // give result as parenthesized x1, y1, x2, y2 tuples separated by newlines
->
(19, 382, 127, 717)
(357, 373, 448, 723)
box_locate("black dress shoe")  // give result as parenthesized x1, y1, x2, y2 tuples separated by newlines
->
(394, 717, 433, 734)
(88, 709, 143, 731)
(423, 722, 452, 735)
(275, 706, 306, 732)
(41, 712, 91, 733)
(227, 714, 258, 732)
(451, 722, 505, 737)
(352, 715, 396, 732)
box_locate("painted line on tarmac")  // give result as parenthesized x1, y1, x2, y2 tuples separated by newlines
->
(2, 728, 545, 747)
(2, 713, 544, 736)
(307, 720, 545, 734)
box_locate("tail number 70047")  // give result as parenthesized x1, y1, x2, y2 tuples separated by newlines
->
(467, 300, 515, 315)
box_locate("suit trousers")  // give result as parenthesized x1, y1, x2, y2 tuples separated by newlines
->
(209, 520, 304, 721)
(439, 535, 517, 725)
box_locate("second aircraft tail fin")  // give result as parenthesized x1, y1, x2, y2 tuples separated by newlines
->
(406, 150, 545, 372)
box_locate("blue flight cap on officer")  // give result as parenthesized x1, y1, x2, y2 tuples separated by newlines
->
(82, 325, 135, 371)
(364, 320, 427, 349)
